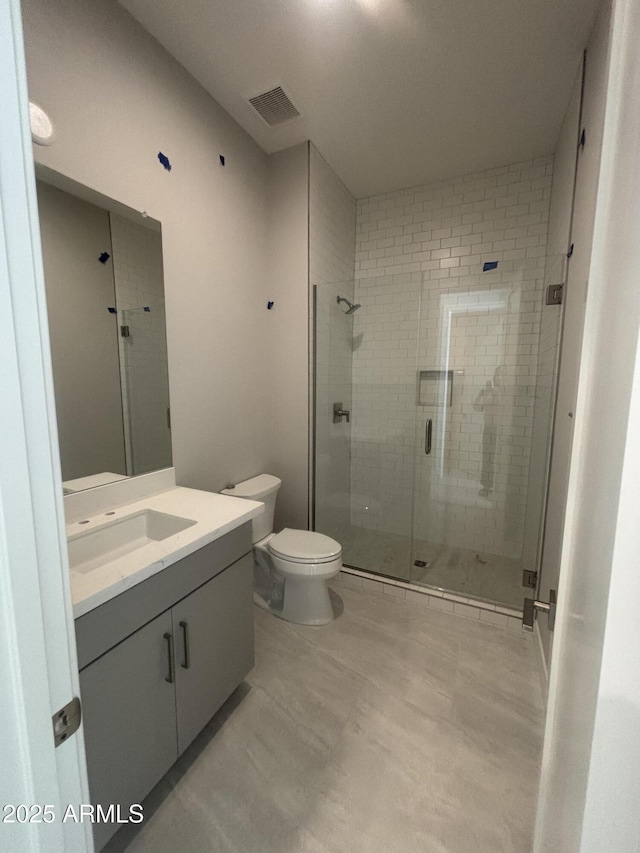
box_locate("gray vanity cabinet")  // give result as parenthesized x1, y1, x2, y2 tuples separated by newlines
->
(173, 556, 253, 754)
(75, 525, 254, 851)
(79, 610, 178, 851)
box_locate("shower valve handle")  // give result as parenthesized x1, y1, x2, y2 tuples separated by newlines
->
(333, 403, 350, 424)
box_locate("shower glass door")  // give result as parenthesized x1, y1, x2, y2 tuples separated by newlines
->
(409, 269, 536, 607)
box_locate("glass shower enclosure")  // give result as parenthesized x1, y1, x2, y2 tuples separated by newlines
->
(313, 260, 556, 609)
(119, 304, 172, 476)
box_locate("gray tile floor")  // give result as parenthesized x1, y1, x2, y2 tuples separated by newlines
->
(339, 524, 527, 608)
(111, 581, 544, 853)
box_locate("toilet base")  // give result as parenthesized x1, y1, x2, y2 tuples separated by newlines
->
(253, 570, 339, 626)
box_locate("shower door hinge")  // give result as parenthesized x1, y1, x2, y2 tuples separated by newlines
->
(522, 569, 537, 589)
(120, 325, 130, 337)
(523, 589, 557, 632)
(333, 402, 350, 424)
(546, 284, 564, 306)
(52, 697, 82, 748)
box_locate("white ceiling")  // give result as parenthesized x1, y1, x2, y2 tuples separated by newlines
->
(119, 0, 600, 198)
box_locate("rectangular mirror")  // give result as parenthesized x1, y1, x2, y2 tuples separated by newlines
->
(35, 167, 172, 493)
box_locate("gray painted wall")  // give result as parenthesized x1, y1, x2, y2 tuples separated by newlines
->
(23, 0, 271, 498)
(263, 143, 310, 531)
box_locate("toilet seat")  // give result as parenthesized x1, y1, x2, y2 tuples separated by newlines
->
(267, 528, 342, 564)
(268, 553, 342, 578)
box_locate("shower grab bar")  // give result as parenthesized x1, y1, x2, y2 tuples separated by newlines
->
(425, 419, 432, 455)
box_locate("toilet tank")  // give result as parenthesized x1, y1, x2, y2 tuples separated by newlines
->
(221, 474, 281, 543)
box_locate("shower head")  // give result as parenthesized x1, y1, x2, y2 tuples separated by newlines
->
(336, 295, 361, 315)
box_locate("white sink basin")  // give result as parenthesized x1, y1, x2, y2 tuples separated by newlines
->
(68, 509, 197, 575)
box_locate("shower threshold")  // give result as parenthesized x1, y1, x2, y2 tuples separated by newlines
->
(337, 525, 527, 610)
(339, 564, 523, 626)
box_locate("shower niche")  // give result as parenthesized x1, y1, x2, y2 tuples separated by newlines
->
(417, 370, 454, 407)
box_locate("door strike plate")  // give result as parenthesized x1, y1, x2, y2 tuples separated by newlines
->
(52, 697, 82, 748)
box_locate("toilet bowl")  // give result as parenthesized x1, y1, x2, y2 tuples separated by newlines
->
(221, 475, 342, 626)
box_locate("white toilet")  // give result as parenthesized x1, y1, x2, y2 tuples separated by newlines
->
(221, 474, 342, 626)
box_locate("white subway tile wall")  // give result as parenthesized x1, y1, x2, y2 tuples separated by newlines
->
(110, 215, 171, 476)
(350, 157, 553, 576)
(310, 145, 357, 533)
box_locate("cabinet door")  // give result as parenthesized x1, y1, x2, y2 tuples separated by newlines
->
(79, 610, 178, 851)
(173, 553, 254, 754)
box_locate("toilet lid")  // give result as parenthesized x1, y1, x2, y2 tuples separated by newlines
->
(268, 528, 342, 564)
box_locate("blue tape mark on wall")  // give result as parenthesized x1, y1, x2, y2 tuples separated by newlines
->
(144, 306, 150, 312)
(567, 243, 574, 258)
(482, 261, 498, 272)
(219, 155, 225, 166)
(98, 252, 110, 264)
(158, 151, 172, 171)
(267, 301, 274, 310)
(108, 307, 116, 314)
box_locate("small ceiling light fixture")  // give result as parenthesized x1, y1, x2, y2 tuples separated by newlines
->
(29, 101, 54, 146)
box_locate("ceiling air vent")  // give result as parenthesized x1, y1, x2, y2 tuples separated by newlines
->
(248, 87, 300, 126)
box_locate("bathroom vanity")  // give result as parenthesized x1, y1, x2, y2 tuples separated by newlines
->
(36, 165, 265, 849)
(67, 474, 263, 850)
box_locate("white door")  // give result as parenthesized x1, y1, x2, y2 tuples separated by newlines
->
(535, 0, 640, 849)
(0, 1, 92, 851)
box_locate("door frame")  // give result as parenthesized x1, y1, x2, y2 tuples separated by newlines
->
(0, 1, 92, 851)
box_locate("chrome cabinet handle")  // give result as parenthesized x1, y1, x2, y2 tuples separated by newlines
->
(425, 419, 432, 455)
(179, 620, 191, 669)
(163, 632, 175, 684)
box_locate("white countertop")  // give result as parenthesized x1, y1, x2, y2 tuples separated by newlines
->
(69, 486, 263, 618)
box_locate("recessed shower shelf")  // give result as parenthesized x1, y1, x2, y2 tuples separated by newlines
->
(417, 369, 454, 407)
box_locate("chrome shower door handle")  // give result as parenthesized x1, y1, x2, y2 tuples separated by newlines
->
(425, 419, 432, 455)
